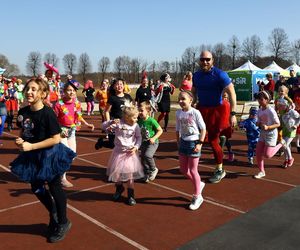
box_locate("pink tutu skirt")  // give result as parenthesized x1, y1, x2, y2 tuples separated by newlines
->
(107, 150, 144, 182)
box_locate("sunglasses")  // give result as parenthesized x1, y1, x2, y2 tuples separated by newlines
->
(200, 58, 211, 62)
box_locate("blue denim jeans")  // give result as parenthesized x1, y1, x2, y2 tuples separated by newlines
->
(179, 138, 201, 157)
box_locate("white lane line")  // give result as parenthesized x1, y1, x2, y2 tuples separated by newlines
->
(77, 136, 97, 142)
(77, 150, 112, 157)
(149, 182, 246, 214)
(0, 200, 39, 213)
(67, 204, 149, 250)
(0, 183, 112, 213)
(73, 158, 247, 213)
(0, 164, 11, 172)
(76, 156, 107, 168)
(157, 156, 298, 188)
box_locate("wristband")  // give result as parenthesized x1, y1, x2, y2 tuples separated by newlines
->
(230, 111, 237, 116)
(198, 140, 204, 145)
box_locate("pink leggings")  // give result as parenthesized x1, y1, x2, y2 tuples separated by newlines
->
(87, 101, 94, 113)
(256, 141, 282, 172)
(179, 155, 201, 196)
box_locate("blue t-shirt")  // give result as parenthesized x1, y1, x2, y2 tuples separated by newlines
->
(193, 67, 231, 107)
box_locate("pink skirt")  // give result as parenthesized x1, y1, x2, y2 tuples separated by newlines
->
(107, 150, 144, 182)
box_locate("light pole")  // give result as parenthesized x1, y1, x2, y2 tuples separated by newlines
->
(232, 43, 236, 69)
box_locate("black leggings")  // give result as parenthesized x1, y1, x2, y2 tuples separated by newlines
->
(31, 175, 67, 224)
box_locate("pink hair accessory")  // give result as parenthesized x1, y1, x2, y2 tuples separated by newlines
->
(44, 62, 59, 74)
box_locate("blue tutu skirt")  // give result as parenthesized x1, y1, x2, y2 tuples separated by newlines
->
(10, 143, 76, 183)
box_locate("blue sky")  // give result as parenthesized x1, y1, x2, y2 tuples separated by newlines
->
(2, 0, 300, 74)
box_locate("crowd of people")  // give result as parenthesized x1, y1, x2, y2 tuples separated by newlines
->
(1, 50, 300, 243)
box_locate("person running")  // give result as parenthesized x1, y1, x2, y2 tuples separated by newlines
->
(54, 81, 94, 187)
(219, 91, 235, 162)
(104, 103, 144, 205)
(156, 73, 175, 132)
(95, 79, 109, 122)
(82, 80, 95, 115)
(10, 77, 76, 243)
(254, 91, 284, 179)
(176, 91, 206, 210)
(276, 98, 300, 168)
(239, 107, 260, 165)
(138, 101, 163, 182)
(192, 50, 237, 184)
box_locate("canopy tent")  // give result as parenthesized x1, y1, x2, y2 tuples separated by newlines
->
(263, 61, 289, 77)
(228, 61, 267, 101)
(286, 63, 300, 73)
(232, 60, 261, 71)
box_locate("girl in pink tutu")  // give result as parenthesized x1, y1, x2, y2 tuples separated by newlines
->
(103, 103, 144, 206)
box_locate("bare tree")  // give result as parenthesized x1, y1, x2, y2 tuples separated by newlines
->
(130, 58, 147, 83)
(267, 28, 290, 60)
(26, 51, 42, 76)
(114, 56, 130, 78)
(241, 35, 263, 63)
(44, 53, 59, 67)
(63, 53, 77, 75)
(0, 54, 20, 76)
(159, 61, 171, 73)
(98, 56, 110, 80)
(148, 61, 157, 80)
(6, 64, 20, 76)
(181, 46, 199, 73)
(199, 44, 212, 53)
(123, 56, 131, 81)
(227, 35, 240, 69)
(290, 39, 300, 64)
(78, 52, 92, 83)
(212, 43, 226, 69)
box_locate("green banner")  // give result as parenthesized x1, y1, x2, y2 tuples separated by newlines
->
(228, 71, 253, 101)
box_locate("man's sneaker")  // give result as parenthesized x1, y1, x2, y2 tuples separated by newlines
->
(248, 157, 254, 166)
(148, 168, 158, 181)
(189, 195, 204, 210)
(228, 152, 235, 162)
(209, 169, 226, 183)
(254, 171, 265, 179)
(95, 138, 103, 150)
(287, 158, 294, 167)
(48, 220, 72, 243)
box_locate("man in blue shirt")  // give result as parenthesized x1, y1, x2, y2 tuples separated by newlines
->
(192, 51, 237, 183)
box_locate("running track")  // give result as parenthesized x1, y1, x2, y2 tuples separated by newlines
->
(0, 115, 299, 249)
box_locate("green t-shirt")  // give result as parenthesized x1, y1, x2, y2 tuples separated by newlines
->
(138, 117, 160, 142)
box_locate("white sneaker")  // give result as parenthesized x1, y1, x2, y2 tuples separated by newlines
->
(148, 168, 159, 181)
(189, 195, 204, 210)
(254, 171, 265, 179)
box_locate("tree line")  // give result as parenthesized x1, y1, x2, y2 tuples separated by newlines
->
(1, 27, 300, 86)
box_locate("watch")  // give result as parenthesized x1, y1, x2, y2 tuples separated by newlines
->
(230, 111, 237, 116)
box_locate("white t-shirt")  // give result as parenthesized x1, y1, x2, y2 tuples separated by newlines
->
(176, 107, 206, 141)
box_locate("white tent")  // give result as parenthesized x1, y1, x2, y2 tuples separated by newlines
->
(228, 61, 265, 101)
(263, 61, 289, 77)
(232, 60, 262, 71)
(286, 63, 300, 73)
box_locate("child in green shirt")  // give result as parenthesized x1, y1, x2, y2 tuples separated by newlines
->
(138, 101, 163, 182)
